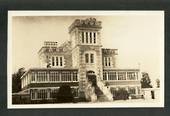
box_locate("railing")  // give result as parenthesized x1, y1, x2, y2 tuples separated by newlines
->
(97, 81, 113, 101)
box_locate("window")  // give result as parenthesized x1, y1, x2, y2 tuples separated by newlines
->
(103, 72, 107, 80)
(60, 57, 63, 66)
(82, 32, 84, 43)
(61, 71, 72, 82)
(105, 57, 107, 66)
(37, 72, 47, 82)
(52, 57, 55, 66)
(127, 72, 136, 80)
(118, 72, 126, 80)
(31, 72, 36, 82)
(108, 57, 111, 66)
(104, 57, 112, 67)
(94, 32, 96, 43)
(90, 32, 92, 43)
(31, 89, 36, 100)
(56, 57, 58, 66)
(85, 53, 89, 63)
(73, 72, 78, 81)
(86, 32, 88, 43)
(49, 71, 60, 82)
(51, 56, 64, 67)
(108, 72, 117, 80)
(50, 89, 58, 98)
(37, 89, 48, 99)
(90, 54, 94, 63)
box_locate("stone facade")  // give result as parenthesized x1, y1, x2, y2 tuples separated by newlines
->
(19, 18, 141, 101)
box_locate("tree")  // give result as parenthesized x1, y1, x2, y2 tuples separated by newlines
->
(156, 78, 160, 88)
(56, 85, 74, 103)
(140, 72, 152, 88)
(12, 68, 26, 93)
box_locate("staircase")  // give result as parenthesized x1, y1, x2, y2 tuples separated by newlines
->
(97, 81, 113, 101)
(85, 80, 113, 102)
(85, 81, 97, 102)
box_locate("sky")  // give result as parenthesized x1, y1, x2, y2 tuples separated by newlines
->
(10, 12, 164, 86)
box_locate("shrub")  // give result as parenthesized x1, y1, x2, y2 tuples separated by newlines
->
(113, 89, 129, 100)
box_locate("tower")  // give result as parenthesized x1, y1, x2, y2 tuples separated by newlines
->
(69, 18, 103, 98)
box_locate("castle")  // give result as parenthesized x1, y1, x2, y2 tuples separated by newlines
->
(19, 18, 141, 102)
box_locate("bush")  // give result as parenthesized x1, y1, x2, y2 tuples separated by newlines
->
(113, 89, 129, 100)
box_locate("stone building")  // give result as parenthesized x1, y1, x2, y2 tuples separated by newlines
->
(19, 18, 141, 102)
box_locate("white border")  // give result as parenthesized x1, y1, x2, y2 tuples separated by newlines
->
(8, 11, 164, 109)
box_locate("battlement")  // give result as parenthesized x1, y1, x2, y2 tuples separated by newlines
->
(69, 18, 102, 33)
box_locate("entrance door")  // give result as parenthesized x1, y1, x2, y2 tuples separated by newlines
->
(87, 71, 97, 86)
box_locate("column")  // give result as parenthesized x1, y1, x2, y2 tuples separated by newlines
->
(83, 32, 86, 41)
(25, 76, 27, 86)
(35, 72, 37, 83)
(136, 86, 138, 95)
(47, 71, 49, 82)
(28, 73, 31, 84)
(47, 89, 50, 99)
(59, 71, 62, 82)
(136, 72, 138, 80)
(35, 89, 38, 100)
(71, 72, 73, 82)
(106, 72, 109, 80)
(82, 32, 84, 43)
(23, 77, 25, 87)
(125, 72, 128, 80)
(88, 32, 90, 42)
(95, 32, 97, 43)
(116, 72, 118, 80)
(91, 32, 94, 43)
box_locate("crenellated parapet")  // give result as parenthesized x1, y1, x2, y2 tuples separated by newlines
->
(102, 48, 118, 55)
(69, 18, 102, 33)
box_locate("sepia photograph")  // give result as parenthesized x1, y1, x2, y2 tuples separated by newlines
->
(8, 11, 164, 108)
